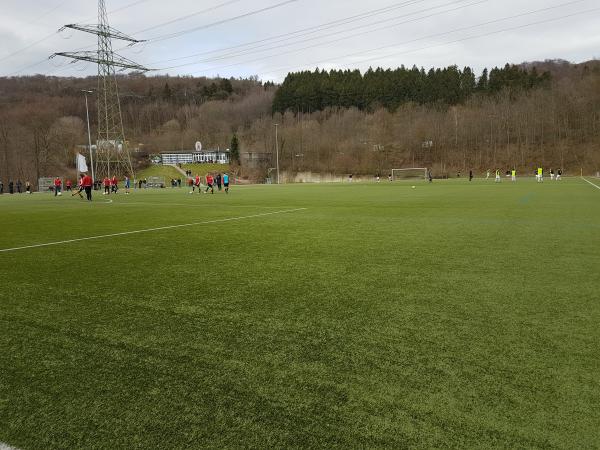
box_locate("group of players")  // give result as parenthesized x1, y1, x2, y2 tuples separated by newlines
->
(189, 173, 230, 194)
(487, 168, 563, 182)
(52, 172, 231, 201)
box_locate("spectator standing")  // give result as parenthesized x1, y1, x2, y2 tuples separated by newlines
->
(8, 180, 14, 194)
(16, 180, 22, 193)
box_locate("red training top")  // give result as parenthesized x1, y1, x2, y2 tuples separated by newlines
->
(103, 177, 110, 186)
(206, 175, 213, 185)
(54, 178, 62, 186)
(111, 176, 117, 185)
(82, 175, 93, 187)
(195, 176, 200, 185)
(66, 180, 72, 187)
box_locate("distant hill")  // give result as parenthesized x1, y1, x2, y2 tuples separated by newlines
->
(1, 58, 599, 185)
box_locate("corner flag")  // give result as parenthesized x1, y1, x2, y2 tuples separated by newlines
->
(77, 153, 88, 173)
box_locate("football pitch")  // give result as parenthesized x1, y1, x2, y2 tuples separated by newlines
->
(1, 178, 599, 449)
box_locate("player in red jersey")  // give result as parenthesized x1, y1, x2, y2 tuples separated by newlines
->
(205, 174, 214, 194)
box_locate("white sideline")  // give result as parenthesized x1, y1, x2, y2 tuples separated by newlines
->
(581, 177, 600, 191)
(0, 208, 306, 254)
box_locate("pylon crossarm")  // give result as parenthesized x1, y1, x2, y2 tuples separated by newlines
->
(51, 52, 150, 72)
(60, 24, 144, 43)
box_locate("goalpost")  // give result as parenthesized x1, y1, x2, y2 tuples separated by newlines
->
(38, 178, 57, 192)
(391, 168, 428, 181)
(267, 167, 278, 184)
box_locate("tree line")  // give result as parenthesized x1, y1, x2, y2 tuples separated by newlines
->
(0, 60, 598, 187)
(273, 64, 551, 113)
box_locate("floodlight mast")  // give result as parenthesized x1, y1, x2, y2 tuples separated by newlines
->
(52, 0, 149, 180)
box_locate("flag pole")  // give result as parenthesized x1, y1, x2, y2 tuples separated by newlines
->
(82, 90, 94, 182)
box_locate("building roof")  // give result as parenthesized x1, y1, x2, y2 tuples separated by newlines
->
(160, 149, 229, 155)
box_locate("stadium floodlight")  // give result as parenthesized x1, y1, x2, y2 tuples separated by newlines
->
(391, 168, 428, 181)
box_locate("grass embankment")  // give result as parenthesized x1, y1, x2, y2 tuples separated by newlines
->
(135, 165, 183, 182)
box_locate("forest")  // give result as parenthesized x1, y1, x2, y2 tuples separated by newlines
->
(272, 64, 551, 113)
(0, 59, 599, 185)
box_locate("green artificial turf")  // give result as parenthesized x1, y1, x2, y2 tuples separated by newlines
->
(1, 178, 599, 449)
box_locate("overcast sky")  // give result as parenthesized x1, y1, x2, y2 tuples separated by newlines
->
(1, 0, 599, 81)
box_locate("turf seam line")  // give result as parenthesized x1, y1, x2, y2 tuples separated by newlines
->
(581, 177, 600, 191)
(0, 208, 307, 253)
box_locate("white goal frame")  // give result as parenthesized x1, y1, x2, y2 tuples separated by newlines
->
(38, 177, 58, 192)
(391, 168, 428, 181)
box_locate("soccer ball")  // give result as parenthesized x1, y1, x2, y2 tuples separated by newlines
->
(412, 186, 416, 189)
(58, 192, 62, 196)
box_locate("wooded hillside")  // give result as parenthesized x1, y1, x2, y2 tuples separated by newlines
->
(0, 59, 598, 185)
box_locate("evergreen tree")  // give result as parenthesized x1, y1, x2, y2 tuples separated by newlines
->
(162, 82, 172, 101)
(230, 134, 240, 164)
(477, 68, 489, 92)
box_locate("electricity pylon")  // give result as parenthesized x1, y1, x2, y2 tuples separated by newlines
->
(52, 0, 149, 180)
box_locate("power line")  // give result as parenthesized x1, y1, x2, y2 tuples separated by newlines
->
(333, 7, 600, 71)
(27, 0, 71, 25)
(141, 0, 301, 43)
(176, 2, 596, 77)
(261, 5, 600, 76)
(153, 0, 484, 70)
(134, 0, 244, 34)
(148, 0, 433, 64)
(0, 31, 59, 64)
(0, 0, 154, 71)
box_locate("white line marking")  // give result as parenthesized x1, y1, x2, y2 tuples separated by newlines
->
(0, 208, 306, 253)
(581, 177, 600, 191)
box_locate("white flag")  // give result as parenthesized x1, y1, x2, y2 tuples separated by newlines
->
(77, 153, 88, 173)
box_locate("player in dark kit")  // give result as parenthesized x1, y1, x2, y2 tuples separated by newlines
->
(72, 174, 85, 198)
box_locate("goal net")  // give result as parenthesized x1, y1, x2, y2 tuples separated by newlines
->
(38, 177, 57, 192)
(266, 167, 278, 184)
(146, 176, 165, 188)
(391, 168, 428, 181)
